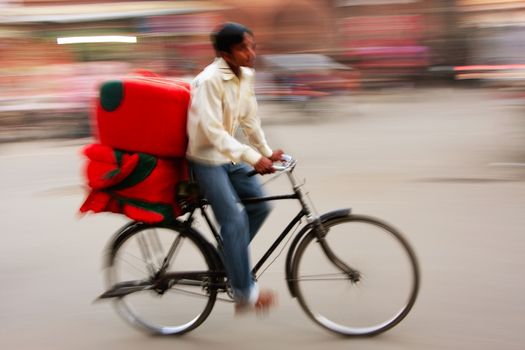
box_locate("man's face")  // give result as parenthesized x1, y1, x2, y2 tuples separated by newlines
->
(223, 32, 256, 69)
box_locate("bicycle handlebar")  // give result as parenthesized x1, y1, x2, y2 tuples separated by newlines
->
(247, 154, 295, 177)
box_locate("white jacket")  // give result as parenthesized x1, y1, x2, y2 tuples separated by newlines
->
(186, 58, 272, 166)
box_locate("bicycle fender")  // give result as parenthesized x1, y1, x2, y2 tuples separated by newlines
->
(105, 221, 223, 271)
(105, 221, 146, 268)
(285, 208, 351, 298)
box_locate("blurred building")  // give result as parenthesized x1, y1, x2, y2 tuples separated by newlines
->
(0, 0, 451, 141)
(457, 0, 525, 65)
(214, 0, 467, 85)
(5, 0, 521, 88)
(0, 1, 227, 74)
(1, 0, 524, 141)
(2, 1, 523, 79)
(0, 1, 227, 141)
(0, 1, 451, 64)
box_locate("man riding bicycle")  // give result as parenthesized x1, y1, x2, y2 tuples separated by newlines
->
(186, 22, 284, 313)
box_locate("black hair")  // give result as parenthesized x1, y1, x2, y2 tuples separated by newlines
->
(211, 22, 253, 54)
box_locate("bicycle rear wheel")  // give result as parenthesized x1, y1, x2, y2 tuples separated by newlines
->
(106, 223, 218, 335)
(291, 214, 419, 336)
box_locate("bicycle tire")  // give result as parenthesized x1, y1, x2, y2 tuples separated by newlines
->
(106, 223, 218, 335)
(291, 214, 420, 336)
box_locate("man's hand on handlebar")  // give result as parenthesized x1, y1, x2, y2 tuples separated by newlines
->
(269, 149, 285, 162)
(254, 156, 275, 175)
(252, 150, 287, 175)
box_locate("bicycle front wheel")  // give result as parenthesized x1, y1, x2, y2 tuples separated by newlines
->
(106, 224, 217, 335)
(291, 214, 419, 336)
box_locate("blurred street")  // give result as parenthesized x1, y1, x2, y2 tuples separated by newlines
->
(1, 87, 524, 350)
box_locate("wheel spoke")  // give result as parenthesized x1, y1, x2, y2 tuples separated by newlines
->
(137, 230, 158, 275)
(148, 228, 165, 267)
(293, 272, 350, 281)
(115, 252, 151, 275)
(159, 233, 184, 272)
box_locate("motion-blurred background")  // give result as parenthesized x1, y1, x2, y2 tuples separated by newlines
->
(1, 0, 525, 141)
(1, 2, 525, 350)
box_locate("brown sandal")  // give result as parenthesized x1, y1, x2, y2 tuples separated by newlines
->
(235, 290, 277, 316)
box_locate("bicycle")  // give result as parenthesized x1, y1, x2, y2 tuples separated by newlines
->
(98, 155, 420, 337)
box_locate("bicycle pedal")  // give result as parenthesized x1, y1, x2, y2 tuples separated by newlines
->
(97, 282, 152, 299)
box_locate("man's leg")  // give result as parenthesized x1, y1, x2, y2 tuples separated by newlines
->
(189, 161, 256, 304)
(229, 163, 272, 241)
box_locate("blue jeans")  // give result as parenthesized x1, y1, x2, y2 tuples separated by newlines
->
(189, 161, 271, 304)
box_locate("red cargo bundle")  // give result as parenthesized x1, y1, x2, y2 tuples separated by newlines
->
(93, 75, 190, 157)
(80, 144, 188, 223)
(80, 72, 191, 223)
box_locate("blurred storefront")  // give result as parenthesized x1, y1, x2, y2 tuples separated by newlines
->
(0, 1, 226, 71)
(0, 0, 470, 88)
(3, 0, 524, 141)
(452, 0, 525, 86)
(0, 1, 226, 141)
(457, 0, 525, 65)
(5, 1, 521, 86)
(332, 0, 462, 86)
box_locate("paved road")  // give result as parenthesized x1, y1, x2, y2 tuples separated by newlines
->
(1, 88, 524, 350)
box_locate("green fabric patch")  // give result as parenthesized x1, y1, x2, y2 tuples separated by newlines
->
(114, 150, 123, 166)
(116, 195, 176, 224)
(100, 81, 124, 112)
(110, 151, 157, 191)
(103, 149, 123, 180)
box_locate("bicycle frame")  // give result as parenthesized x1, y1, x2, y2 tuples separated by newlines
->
(100, 163, 356, 300)
(200, 194, 307, 279)
(176, 162, 311, 276)
(180, 166, 357, 285)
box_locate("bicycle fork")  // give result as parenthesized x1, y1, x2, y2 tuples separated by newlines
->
(288, 170, 361, 284)
(312, 221, 361, 284)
